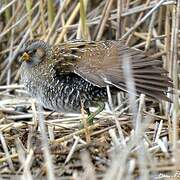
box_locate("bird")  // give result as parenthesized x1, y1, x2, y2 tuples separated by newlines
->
(18, 39, 172, 114)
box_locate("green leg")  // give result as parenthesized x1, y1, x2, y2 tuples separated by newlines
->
(86, 102, 105, 125)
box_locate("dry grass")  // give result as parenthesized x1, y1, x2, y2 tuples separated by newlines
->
(0, 0, 180, 179)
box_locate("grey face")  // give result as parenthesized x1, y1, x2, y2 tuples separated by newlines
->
(19, 40, 50, 67)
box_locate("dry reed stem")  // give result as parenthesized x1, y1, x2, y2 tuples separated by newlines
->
(56, 2, 80, 44)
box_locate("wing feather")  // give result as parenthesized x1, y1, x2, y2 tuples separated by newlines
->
(52, 40, 172, 101)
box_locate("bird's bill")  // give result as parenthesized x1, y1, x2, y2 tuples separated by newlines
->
(20, 52, 30, 62)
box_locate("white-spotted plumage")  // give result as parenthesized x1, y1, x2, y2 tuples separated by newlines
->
(19, 39, 172, 113)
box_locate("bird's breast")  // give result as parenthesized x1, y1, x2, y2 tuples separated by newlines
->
(21, 64, 107, 112)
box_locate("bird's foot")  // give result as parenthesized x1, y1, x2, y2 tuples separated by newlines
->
(83, 102, 105, 126)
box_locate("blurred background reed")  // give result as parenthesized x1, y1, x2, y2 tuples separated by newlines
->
(0, 0, 179, 179)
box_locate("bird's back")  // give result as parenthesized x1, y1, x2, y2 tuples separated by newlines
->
(52, 40, 172, 102)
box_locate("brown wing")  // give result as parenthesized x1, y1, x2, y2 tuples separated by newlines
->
(52, 40, 172, 101)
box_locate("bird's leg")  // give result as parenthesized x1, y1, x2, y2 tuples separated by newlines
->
(86, 102, 105, 125)
(80, 94, 105, 126)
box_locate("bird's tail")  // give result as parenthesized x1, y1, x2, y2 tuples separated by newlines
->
(111, 57, 173, 102)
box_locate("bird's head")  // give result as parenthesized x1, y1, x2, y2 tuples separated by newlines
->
(18, 40, 51, 66)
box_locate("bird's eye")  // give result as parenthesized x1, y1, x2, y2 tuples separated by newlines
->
(35, 48, 45, 58)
